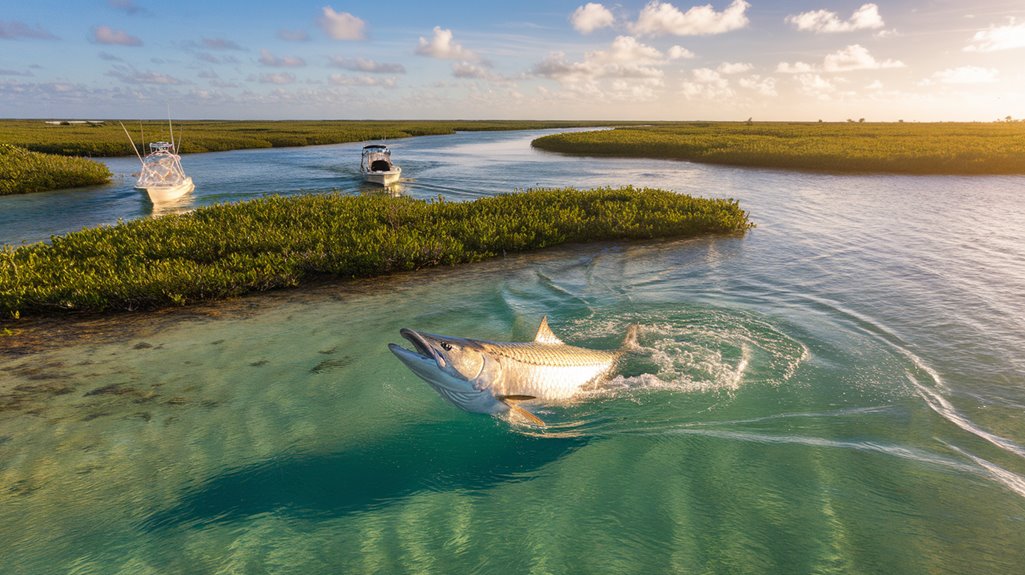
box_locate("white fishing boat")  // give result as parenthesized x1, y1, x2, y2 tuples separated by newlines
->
(121, 121, 195, 203)
(361, 144, 402, 186)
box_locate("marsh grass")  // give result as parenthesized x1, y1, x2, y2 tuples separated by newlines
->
(0, 187, 752, 317)
(0, 144, 111, 195)
(531, 122, 1025, 175)
(1, 120, 615, 158)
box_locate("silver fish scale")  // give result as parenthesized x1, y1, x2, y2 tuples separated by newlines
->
(481, 342, 618, 367)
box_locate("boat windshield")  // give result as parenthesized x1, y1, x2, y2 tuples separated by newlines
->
(138, 146, 187, 187)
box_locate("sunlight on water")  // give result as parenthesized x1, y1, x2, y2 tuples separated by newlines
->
(3, 129, 1025, 573)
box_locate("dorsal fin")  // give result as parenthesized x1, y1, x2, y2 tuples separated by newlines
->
(533, 316, 564, 345)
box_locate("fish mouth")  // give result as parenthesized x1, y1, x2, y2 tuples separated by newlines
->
(396, 328, 436, 362)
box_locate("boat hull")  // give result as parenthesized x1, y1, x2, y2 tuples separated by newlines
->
(363, 167, 402, 186)
(136, 177, 195, 203)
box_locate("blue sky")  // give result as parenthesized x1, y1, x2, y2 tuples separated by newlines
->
(1, 1, 1023, 120)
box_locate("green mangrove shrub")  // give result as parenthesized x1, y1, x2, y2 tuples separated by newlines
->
(0, 144, 111, 195)
(531, 122, 1025, 175)
(1, 120, 619, 158)
(0, 187, 752, 316)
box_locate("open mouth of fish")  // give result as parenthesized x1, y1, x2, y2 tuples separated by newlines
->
(396, 328, 435, 360)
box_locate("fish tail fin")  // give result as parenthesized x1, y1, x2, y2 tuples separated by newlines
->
(622, 323, 640, 351)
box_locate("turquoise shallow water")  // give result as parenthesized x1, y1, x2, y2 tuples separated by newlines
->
(2, 130, 1025, 574)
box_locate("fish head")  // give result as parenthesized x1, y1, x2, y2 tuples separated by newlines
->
(389, 328, 502, 414)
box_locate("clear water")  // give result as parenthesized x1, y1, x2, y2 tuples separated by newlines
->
(2, 130, 1024, 574)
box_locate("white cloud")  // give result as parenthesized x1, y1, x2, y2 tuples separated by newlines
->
(318, 7, 366, 40)
(571, 3, 615, 34)
(963, 19, 1025, 53)
(738, 75, 777, 96)
(823, 44, 903, 71)
(107, 64, 182, 84)
(931, 66, 998, 84)
(416, 26, 479, 61)
(452, 62, 504, 80)
(778, 45, 903, 74)
(681, 67, 733, 99)
(329, 74, 397, 87)
(533, 36, 667, 101)
(667, 45, 695, 59)
(329, 56, 405, 74)
(255, 72, 296, 85)
(596, 35, 664, 64)
(795, 73, 837, 97)
(776, 61, 816, 74)
(717, 61, 752, 74)
(786, 3, 884, 33)
(259, 49, 306, 68)
(632, 0, 750, 37)
(92, 25, 142, 46)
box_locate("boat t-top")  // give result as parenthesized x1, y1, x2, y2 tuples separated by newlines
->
(361, 144, 402, 186)
(120, 121, 195, 203)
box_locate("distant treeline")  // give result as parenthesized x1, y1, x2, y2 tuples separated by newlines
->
(0, 187, 752, 318)
(1, 120, 617, 158)
(0, 143, 111, 195)
(531, 122, 1025, 175)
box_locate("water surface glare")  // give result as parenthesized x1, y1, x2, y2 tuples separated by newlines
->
(2, 129, 1025, 573)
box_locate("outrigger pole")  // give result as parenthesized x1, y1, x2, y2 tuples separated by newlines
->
(119, 121, 145, 164)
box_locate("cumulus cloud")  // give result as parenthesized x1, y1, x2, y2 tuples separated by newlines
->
(534, 35, 667, 100)
(931, 66, 998, 84)
(535, 36, 665, 82)
(738, 75, 776, 96)
(0, 20, 58, 40)
(963, 19, 1025, 52)
(717, 61, 752, 74)
(278, 29, 310, 42)
(786, 3, 884, 33)
(107, 64, 182, 84)
(254, 72, 296, 84)
(571, 3, 616, 34)
(92, 26, 142, 46)
(795, 73, 837, 97)
(452, 62, 502, 80)
(776, 61, 816, 74)
(632, 0, 750, 37)
(823, 44, 903, 71)
(329, 74, 397, 87)
(668, 45, 695, 59)
(259, 49, 305, 68)
(329, 56, 406, 74)
(416, 26, 479, 61)
(318, 7, 366, 40)
(681, 68, 733, 99)
(778, 45, 903, 73)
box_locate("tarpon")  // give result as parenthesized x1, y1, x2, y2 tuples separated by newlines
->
(389, 317, 637, 426)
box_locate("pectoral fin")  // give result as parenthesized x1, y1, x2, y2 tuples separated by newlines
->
(497, 395, 545, 427)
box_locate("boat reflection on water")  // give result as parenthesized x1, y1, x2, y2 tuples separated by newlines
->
(359, 180, 405, 197)
(147, 194, 195, 218)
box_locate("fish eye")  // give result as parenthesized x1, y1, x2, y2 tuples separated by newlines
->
(440, 341, 453, 351)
